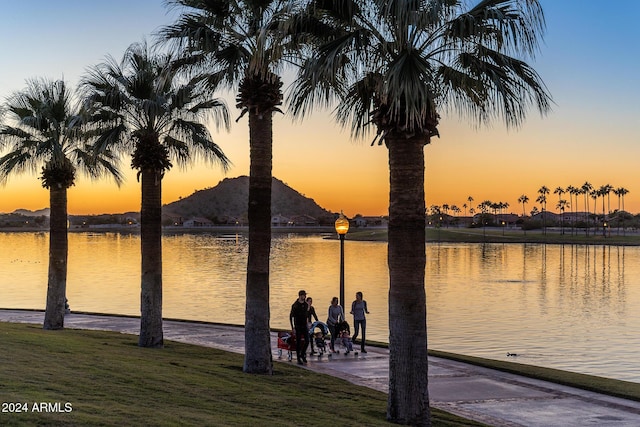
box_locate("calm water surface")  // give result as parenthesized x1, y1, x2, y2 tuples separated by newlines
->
(2, 232, 640, 383)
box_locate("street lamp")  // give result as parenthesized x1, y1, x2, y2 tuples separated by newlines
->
(334, 211, 350, 311)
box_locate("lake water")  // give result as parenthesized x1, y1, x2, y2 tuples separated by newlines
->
(2, 231, 640, 383)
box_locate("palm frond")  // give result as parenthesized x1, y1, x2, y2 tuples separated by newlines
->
(0, 78, 108, 188)
(0, 150, 37, 184)
(82, 39, 230, 174)
(291, 0, 550, 139)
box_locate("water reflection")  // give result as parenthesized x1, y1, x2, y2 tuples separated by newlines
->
(1, 232, 640, 382)
(426, 242, 640, 382)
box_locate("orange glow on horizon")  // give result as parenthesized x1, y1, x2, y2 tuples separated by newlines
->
(1, 114, 639, 217)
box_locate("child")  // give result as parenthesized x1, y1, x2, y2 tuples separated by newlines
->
(340, 329, 353, 354)
(314, 331, 326, 354)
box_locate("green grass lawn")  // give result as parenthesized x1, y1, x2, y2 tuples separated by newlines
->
(0, 323, 484, 427)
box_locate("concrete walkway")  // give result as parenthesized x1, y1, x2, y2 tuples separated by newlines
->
(2, 309, 640, 426)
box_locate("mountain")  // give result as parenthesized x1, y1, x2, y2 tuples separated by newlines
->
(11, 208, 51, 217)
(163, 176, 335, 224)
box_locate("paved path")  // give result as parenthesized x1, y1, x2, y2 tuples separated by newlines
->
(2, 310, 640, 426)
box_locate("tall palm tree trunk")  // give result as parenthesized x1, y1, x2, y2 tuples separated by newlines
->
(386, 134, 430, 425)
(244, 111, 273, 374)
(43, 186, 68, 330)
(139, 168, 164, 348)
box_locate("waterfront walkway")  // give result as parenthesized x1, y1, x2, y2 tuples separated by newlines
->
(2, 309, 640, 426)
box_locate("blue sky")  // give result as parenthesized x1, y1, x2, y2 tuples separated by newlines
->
(1, 1, 640, 215)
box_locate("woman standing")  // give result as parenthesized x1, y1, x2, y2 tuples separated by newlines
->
(306, 297, 318, 354)
(326, 297, 344, 353)
(351, 291, 370, 353)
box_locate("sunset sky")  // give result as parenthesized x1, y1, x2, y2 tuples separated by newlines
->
(1, 1, 639, 217)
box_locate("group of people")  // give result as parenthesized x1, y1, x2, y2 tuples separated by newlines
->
(290, 289, 369, 365)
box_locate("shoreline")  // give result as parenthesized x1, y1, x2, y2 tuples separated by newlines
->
(347, 227, 640, 246)
(5, 224, 640, 246)
(0, 225, 337, 234)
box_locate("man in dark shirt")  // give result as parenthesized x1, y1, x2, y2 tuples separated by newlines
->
(290, 289, 309, 365)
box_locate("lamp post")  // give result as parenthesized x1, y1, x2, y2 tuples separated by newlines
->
(334, 211, 350, 311)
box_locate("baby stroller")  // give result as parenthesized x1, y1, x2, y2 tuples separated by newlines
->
(334, 321, 355, 355)
(308, 321, 329, 356)
(277, 331, 296, 361)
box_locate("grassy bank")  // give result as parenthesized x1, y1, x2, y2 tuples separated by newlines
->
(0, 323, 483, 427)
(346, 227, 640, 245)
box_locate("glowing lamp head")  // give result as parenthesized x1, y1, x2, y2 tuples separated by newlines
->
(334, 212, 350, 235)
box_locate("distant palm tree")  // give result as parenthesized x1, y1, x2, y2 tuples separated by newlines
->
(565, 185, 577, 235)
(0, 78, 123, 330)
(517, 194, 529, 236)
(553, 186, 564, 211)
(442, 203, 449, 227)
(501, 201, 509, 216)
(619, 187, 629, 214)
(556, 199, 568, 235)
(537, 185, 549, 235)
(603, 183, 613, 220)
(499, 201, 509, 234)
(581, 182, 593, 235)
(518, 194, 529, 217)
(598, 185, 610, 236)
(162, 0, 298, 372)
(590, 189, 598, 233)
(615, 187, 630, 235)
(451, 205, 461, 227)
(553, 187, 565, 234)
(82, 41, 230, 347)
(290, 1, 551, 423)
(480, 200, 492, 237)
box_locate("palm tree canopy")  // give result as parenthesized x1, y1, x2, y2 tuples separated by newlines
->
(290, 0, 552, 143)
(160, 0, 303, 119)
(0, 78, 124, 189)
(82, 41, 231, 173)
(163, 0, 297, 80)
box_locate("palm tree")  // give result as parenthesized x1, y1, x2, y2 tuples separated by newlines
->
(553, 186, 564, 211)
(499, 201, 509, 234)
(479, 200, 493, 238)
(442, 203, 449, 227)
(553, 187, 564, 233)
(537, 185, 549, 235)
(590, 189, 598, 232)
(598, 185, 609, 236)
(82, 41, 230, 347)
(451, 205, 460, 227)
(581, 181, 593, 235)
(161, 0, 301, 373)
(616, 187, 629, 235)
(518, 194, 529, 235)
(518, 195, 529, 217)
(565, 185, 576, 235)
(603, 183, 613, 228)
(618, 187, 629, 214)
(0, 78, 123, 330)
(556, 199, 568, 235)
(291, 1, 551, 422)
